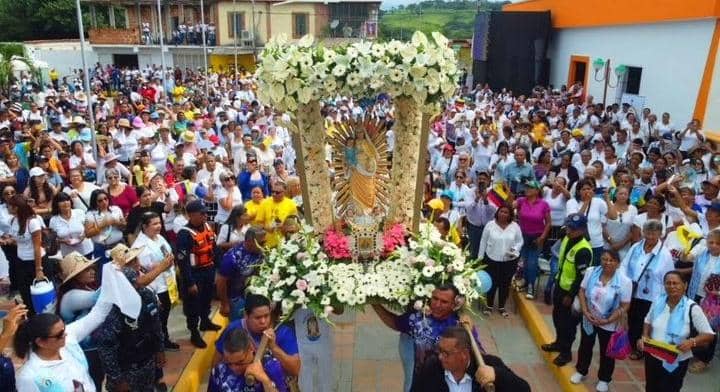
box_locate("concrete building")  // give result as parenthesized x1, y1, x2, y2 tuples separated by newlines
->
(504, 0, 720, 130)
(81, 0, 380, 73)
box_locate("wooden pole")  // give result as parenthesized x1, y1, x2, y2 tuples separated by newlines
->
(412, 113, 430, 233)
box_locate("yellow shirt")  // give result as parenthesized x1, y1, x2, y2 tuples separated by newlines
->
(244, 200, 263, 224)
(255, 196, 298, 248)
(173, 86, 186, 102)
(532, 123, 549, 144)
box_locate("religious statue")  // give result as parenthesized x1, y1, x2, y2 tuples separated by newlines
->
(329, 119, 390, 219)
(329, 118, 390, 262)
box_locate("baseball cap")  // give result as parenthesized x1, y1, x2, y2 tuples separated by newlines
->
(185, 199, 208, 214)
(564, 213, 588, 230)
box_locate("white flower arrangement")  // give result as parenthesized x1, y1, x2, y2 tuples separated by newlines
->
(255, 31, 460, 113)
(248, 222, 483, 322)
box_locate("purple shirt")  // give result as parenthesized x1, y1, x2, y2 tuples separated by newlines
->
(516, 197, 550, 236)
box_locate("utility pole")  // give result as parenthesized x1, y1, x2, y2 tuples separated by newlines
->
(233, 0, 238, 86)
(156, 0, 168, 104)
(74, 0, 98, 171)
(200, 0, 209, 97)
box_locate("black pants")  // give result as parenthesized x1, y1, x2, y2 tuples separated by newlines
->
(466, 223, 484, 260)
(628, 297, 652, 351)
(2, 244, 19, 291)
(157, 291, 171, 342)
(85, 349, 105, 391)
(552, 287, 580, 356)
(484, 258, 517, 309)
(181, 267, 215, 331)
(16, 260, 38, 314)
(644, 355, 689, 392)
(576, 326, 615, 382)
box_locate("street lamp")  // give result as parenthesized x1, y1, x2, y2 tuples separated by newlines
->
(592, 58, 628, 106)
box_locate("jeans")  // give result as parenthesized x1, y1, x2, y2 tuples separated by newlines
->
(544, 254, 559, 297)
(399, 333, 414, 392)
(521, 234, 540, 289)
(466, 222, 484, 260)
(592, 246, 604, 267)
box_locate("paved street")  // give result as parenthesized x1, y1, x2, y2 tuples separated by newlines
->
(161, 299, 558, 391)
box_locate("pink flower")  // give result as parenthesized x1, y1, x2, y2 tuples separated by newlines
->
(296, 279, 309, 291)
(382, 223, 407, 256)
(324, 229, 351, 260)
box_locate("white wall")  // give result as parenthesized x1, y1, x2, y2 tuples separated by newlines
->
(704, 41, 720, 131)
(548, 19, 716, 125)
(93, 46, 175, 70)
(25, 41, 98, 78)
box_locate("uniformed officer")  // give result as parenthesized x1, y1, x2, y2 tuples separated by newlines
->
(541, 213, 592, 366)
(176, 199, 221, 348)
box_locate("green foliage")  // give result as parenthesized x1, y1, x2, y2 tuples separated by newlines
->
(0, 0, 85, 41)
(0, 43, 36, 95)
(380, 0, 508, 41)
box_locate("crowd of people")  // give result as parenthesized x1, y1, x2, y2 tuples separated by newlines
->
(0, 57, 716, 392)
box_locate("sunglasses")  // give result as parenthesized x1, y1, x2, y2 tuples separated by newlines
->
(46, 328, 66, 340)
(222, 177, 234, 182)
(272, 190, 284, 195)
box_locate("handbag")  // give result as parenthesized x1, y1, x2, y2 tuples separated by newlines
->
(606, 310, 631, 360)
(700, 275, 720, 330)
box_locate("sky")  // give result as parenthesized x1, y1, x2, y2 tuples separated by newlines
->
(381, 0, 518, 10)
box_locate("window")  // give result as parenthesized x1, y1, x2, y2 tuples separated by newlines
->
(228, 12, 245, 38)
(624, 66, 642, 95)
(293, 13, 309, 38)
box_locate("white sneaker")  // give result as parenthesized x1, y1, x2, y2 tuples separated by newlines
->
(525, 286, 535, 299)
(596, 381, 609, 392)
(569, 372, 585, 384)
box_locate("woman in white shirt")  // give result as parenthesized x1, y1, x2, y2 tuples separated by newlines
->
(68, 141, 97, 171)
(478, 204, 523, 318)
(620, 219, 675, 360)
(217, 205, 248, 254)
(214, 172, 243, 224)
(632, 194, 676, 242)
(131, 211, 179, 351)
(639, 271, 714, 391)
(542, 176, 571, 301)
(7, 194, 46, 313)
(603, 185, 637, 260)
(62, 169, 99, 212)
(14, 302, 113, 392)
(49, 193, 93, 258)
(685, 229, 720, 373)
(84, 189, 125, 266)
(570, 250, 631, 392)
(566, 179, 608, 266)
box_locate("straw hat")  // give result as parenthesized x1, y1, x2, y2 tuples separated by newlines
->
(59, 252, 98, 285)
(181, 130, 196, 143)
(117, 118, 132, 129)
(72, 116, 86, 125)
(109, 244, 145, 267)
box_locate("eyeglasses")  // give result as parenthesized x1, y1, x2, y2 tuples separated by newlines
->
(45, 329, 66, 340)
(107, 175, 119, 180)
(272, 190, 284, 195)
(222, 177, 234, 182)
(437, 349, 461, 358)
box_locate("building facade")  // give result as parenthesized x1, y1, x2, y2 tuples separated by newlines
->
(81, 0, 380, 73)
(504, 0, 720, 130)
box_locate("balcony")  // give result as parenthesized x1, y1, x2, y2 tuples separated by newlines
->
(88, 28, 141, 45)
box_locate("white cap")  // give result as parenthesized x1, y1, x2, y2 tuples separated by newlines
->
(29, 167, 45, 177)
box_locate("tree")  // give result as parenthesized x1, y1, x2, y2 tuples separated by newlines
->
(0, 43, 37, 96)
(0, 0, 85, 41)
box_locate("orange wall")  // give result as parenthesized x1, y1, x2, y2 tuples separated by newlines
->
(504, 0, 720, 28)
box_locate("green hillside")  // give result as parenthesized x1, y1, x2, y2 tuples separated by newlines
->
(379, 0, 509, 41)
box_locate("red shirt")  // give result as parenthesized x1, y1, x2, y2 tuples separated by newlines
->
(140, 86, 156, 103)
(110, 184, 139, 217)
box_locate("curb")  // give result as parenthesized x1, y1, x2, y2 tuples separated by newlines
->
(173, 310, 229, 392)
(512, 290, 589, 392)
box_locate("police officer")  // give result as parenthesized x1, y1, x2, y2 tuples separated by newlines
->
(541, 213, 591, 366)
(177, 199, 221, 348)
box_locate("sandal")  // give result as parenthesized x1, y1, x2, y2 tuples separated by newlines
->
(499, 308, 509, 318)
(629, 350, 644, 360)
(689, 360, 709, 373)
